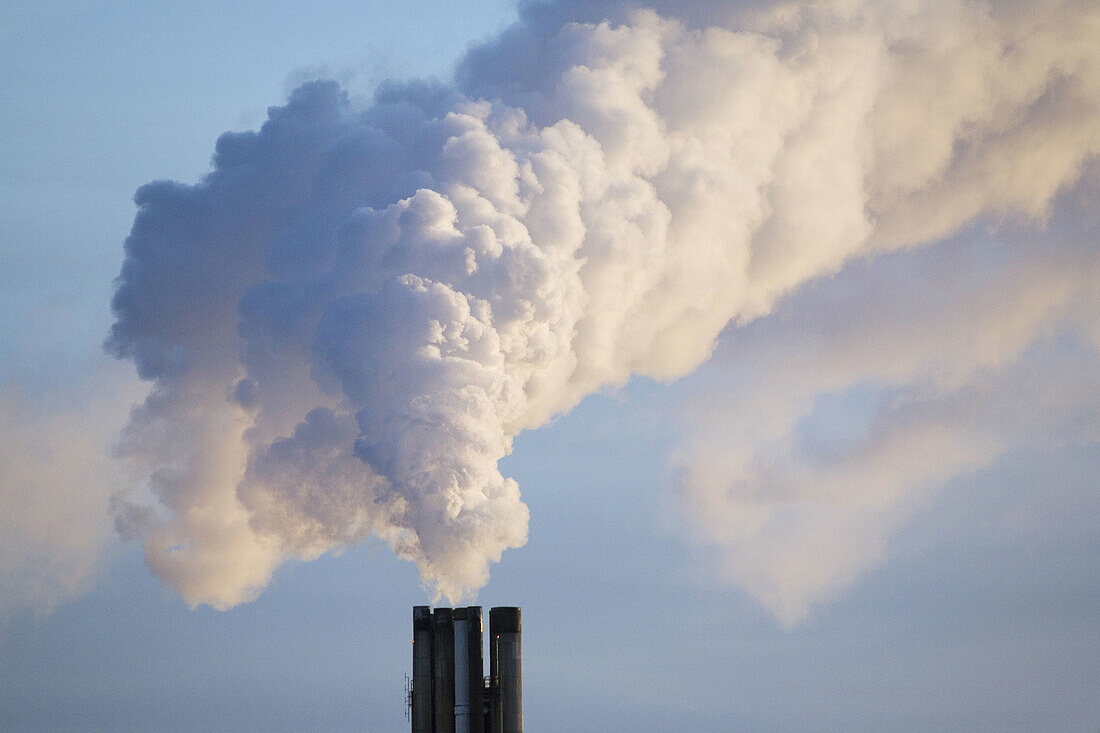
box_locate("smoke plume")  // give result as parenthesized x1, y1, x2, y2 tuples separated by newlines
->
(672, 168, 1100, 624)
(108, 0, 1100, 609)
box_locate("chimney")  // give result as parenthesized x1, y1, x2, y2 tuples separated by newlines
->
(490, 607, 522, 733)
(431, 608, 456, 733)
(412, 606, 433, 733)
(411, 606, 521, 733)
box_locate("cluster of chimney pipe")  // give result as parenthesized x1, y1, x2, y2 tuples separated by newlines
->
(411, 606, 522, 733)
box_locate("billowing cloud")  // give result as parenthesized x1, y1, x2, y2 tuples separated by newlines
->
(107, 0, 1099, 609)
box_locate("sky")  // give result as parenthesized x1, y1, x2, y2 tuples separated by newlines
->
(1, 1, 1098, 731)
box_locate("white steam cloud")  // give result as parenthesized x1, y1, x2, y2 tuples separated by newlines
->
(108, 0, 1099, 611)
(673, 171, 1100, 625)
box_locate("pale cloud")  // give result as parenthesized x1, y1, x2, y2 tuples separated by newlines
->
(103, 0, 1099, 609)
(0, 360, 143, 621)
(673, 167, 1100, 625)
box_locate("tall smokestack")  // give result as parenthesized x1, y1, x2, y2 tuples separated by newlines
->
(465, 607, 485, 733)
(489, 607, 522, 733)
(412, 605, 516, 733)
(413, 606, 433, 733)
(453, 608, 470, 733)
(431, 608, 456, 733)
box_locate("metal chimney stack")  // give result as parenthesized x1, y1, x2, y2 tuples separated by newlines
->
(464, 607, 485, 733)
(410, 606, 521, 733)
(432, 608, 456, 733)
(412, 606, 433, 733)
(490, 608, 522, 733)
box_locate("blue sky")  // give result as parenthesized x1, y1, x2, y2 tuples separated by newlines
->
(2, 2, 1099, 731)
(0, 0, 518, 385)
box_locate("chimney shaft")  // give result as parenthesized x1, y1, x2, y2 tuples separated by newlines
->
(490, 607, 522, 733)
(432, 608, 456, 733)
(412, 605, 516, 733)
(412, 606, 433, 733)
(454, 609, 470, 733)
(466, 607, 486, 733)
